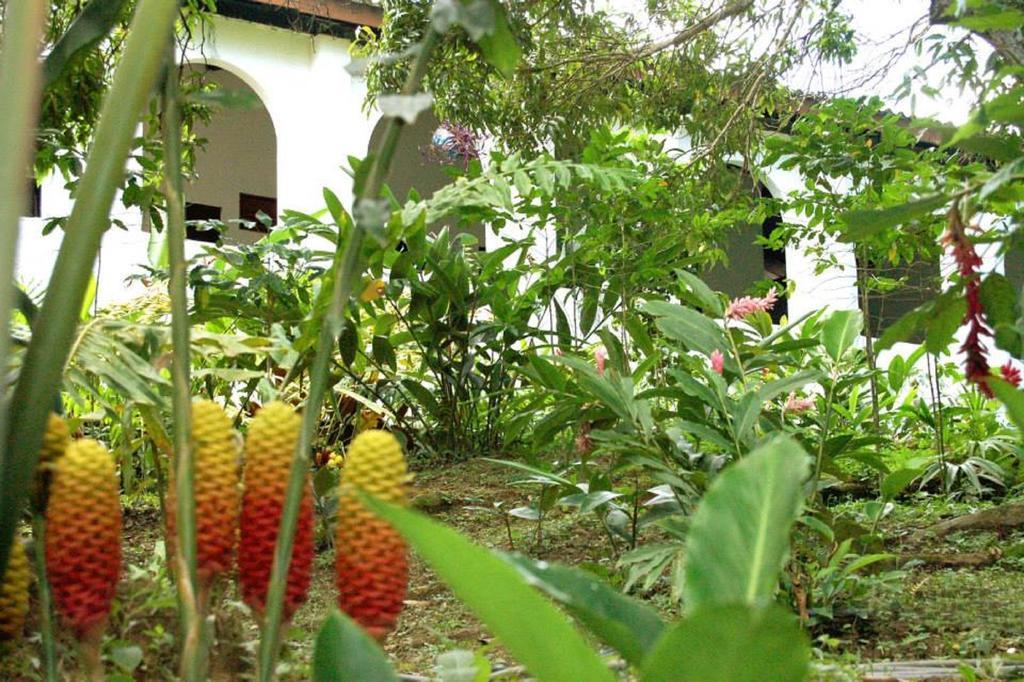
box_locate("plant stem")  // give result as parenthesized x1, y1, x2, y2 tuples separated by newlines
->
(161, 51, 205, 682)
(0, 0, 48, 576)
(812, 372, 837, 501)
(0, 0, 182, 577)
(31, 514, 58, 682)
(255, 28, 442, 681)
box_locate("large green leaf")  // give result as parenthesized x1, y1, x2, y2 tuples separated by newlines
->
(504, 555, 666, 665)
(312, 610, 399, 682)
(43, 0, 132, 89)
(991, 378, 1024, 436)
(643, 300, 730, 366)
(475, 0, 522, 78)
(641, 605, 809, 682)
(839, 194, 948, 241)
(820, 309, 862, 362)
(682, 436, 810, 610)
(365, 498, 614, 682)
(674, 269, 724, 316)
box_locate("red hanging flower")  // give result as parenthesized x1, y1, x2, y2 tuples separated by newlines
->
(942, 207, 993, 397)
(1002, 362, 1022, 388)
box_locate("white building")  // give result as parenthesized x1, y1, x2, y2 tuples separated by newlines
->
(14, 0, 1022, 346)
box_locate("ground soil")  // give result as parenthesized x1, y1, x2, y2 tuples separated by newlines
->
(2, 461, 1023, 680)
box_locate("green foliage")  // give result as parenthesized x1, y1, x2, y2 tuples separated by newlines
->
(505, 555, 665, 665)
(641, 605, 809, 682)
(313, 611, 399, 682)
(366, 496, 616, 682)
(682, 436, 809, 610)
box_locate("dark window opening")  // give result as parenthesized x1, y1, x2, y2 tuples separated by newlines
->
(857, 255, 941, 339)
(239, 193, 276, 233)
(759, 183, 787, 324)
(185, 202, 223, 243)
(26, 181, 41, 217)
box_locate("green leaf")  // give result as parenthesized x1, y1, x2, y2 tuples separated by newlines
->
(925, 294, 966, 355)
(731, 392, 763, 446)
(641, 605, 809, 682)
(991, 378, 1024, 435)
(682, 436, 810, 610)
(313, 466, 339, 499)
(980, 273, 1018, 328)
(401, 379, 442, 419)
(504, 555, 666, 665)
(839, 194, 949, 241)
(338, 322, 359, 366)
(364, 498, 615, 682)
(554, 300, 572, 352)
(109, 643, 143, 673)
(435, 649, 485, 682)
(323, 187, 348, 227)
(476, 1, 522, 78)
(43, 0, 131, 89)
(644, 300, 729, 364)
(880, 468, 922, 500)
(758, 369, 822, 403)
(820, 309, 862, 362)
(372, 335, 397, 371)
(674, 269, 724, 316)
(312, 610, 399, 682)
(579, 288, 599, 336)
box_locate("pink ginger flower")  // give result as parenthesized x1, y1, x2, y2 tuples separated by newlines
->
(709, 349, 724, 375)
(725, 288, 778, 320)
(784, 392, 815, 414)
(1002, 362, 1022, 388)
(595, 347, 607, 377)
(575, 422, 593, 456)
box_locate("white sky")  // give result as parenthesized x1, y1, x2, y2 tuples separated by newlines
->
(601, 0, 985, 124)
(788, 0, 984, 124)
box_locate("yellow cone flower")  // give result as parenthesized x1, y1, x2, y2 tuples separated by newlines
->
(0, 540, 30, 640)
(335, 429, 410, 639)
(45, 439, 122, 640)
(166, 400, 240, 583)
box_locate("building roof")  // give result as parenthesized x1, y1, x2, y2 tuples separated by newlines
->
(216, 0, 383, 38)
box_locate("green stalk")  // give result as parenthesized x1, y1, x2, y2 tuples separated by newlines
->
(0, 0, 48, 576)
(31, 514, 58, 682)
(161, 53, 205, 682)
(255, 28, 442, 681)
(0, 0, 182, 577)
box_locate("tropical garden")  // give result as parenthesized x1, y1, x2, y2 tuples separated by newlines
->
(1, 0, 1024, 680)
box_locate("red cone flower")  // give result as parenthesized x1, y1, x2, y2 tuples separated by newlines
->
(45, 439, 122, 639)
(238, 401, 313, 620)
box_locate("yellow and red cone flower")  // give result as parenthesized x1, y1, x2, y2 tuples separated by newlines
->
(33, 413, 71, 510)
(238, 401, 313, 620)
(335, 429, 410, 639)
(166, 400, 240, 583)
(0, 539, 30, 640)
(45, 439, 122, 640)
(38, 413, 71, 470)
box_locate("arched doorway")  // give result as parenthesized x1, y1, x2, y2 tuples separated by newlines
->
(183, 65, 277, 244)
(702, 175, 788, 322)
(368, 112, 485, 248)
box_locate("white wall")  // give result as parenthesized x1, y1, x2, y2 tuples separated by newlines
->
(185, 67, 276, 242)
(183, 16, 379, 215)
(15, 15, 377, 309)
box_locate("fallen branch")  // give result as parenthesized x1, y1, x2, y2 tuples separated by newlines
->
(909, 504, 1024, 544)
(898, 548, 1002, 569)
